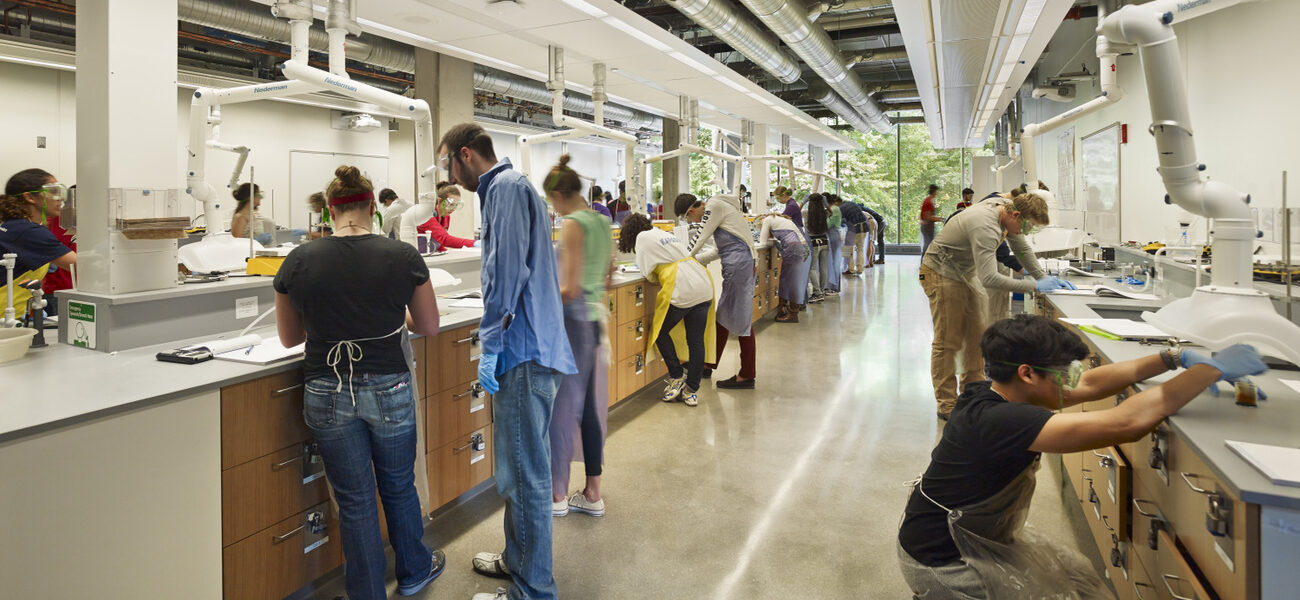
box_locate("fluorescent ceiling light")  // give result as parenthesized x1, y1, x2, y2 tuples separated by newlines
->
(559, 0, 608, 18)
(667, 51, 716, 76)
(602, 17, 672, 52)
(719, 78, 749, 93)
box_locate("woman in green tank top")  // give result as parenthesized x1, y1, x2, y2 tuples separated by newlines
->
(544, 155, 614, 518)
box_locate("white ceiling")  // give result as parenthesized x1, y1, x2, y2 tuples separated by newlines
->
(260, 0, 861, 151)
(895, 0, 1074, 149)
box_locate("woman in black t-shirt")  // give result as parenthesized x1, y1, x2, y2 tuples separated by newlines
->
(897, 315, 1266, 599)
(274, 166, 445, 600)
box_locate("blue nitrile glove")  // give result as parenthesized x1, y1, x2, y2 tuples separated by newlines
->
(1180, 344, 1268, 382)
(478, 352, 500, 395)
(1035, 276, 1077, 292)
(473, 239, 482, 248)
(1207, 381, 1268, 400)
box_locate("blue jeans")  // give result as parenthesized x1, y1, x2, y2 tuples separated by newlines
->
(494, 360, 562, 600)
(304, 372, 432, 600)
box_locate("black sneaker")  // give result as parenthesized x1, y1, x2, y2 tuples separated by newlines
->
(716, 376, 755, 389)
(398, 550, 446, 596)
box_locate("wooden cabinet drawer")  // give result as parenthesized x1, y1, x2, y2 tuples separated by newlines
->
(427, 425, 493, 508)
(222, 501, 341, 600)
(1128, 551, 1159, 600)
(1152, 530, 1214, 600)
(645, 353, 667, 382)
(643, 284, 659, 318)
(426, 381, 491, 451)
(1131, 423, 1173, 509)
(616, 353, 646, 400)
(615, 316, 648, 361)
(1165, 432, 1258, 600)
(1086, 446, 1131, 538)
(1131, 478, 1172, 598)
(221, 369, 310, 469)
(607, 361, 620, 407)
(426, 324, 479, 394)
(222, 442, 329, 546)
(616, 283, 648, 323)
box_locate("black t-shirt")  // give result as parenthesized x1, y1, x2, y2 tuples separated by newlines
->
(273, 234, 429, 380)
(0, 218, 73, 274)
(898, 382, 1054, 566)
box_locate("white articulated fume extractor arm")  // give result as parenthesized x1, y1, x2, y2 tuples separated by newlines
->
(1099, 0, 1300, 366)
(279, 1, 436, 247)
(639, 96, 744, 204)
(518, 47, 639, 210)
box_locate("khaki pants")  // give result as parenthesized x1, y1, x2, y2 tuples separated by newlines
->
(846, 227, 868, 272)
(986, 265, 1012, 323)
(920, 264, 987, 414)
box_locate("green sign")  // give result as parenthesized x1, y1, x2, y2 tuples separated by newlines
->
(67, 300, 96, 349)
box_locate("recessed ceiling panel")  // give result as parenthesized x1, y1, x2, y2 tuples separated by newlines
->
(937, 0, 1000, 42)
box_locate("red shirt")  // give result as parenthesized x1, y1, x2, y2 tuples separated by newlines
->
(42, 215, 76, 294)
(416, 217, 475, 249)
(920, 195, 936, 223)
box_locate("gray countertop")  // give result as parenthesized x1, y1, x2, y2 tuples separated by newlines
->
(1043, 276, 1300, 510)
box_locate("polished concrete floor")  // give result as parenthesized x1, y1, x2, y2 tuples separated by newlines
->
(307, 255, 1097, 600)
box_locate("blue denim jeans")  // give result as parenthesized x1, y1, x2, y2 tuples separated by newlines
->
(493, 360, 563, 600)
(304, 372, 432, 600)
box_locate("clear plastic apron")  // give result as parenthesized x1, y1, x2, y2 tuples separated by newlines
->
(322, 325, 433, 515)
(909, 460, 1114, 600)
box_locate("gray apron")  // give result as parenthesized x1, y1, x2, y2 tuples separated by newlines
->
(713, 228, 755, 336)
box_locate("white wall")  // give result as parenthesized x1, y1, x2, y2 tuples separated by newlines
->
(0, 60, 417, 232)
(1021, 1, 1300, 252)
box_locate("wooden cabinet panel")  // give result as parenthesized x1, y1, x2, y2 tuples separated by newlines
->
(221, 442, 329, 546)
(645, 353, 668, 382)
(616, 282, 648, 324)
(1131, 478, 1172, 598)
(607, 361, 620, 407)
(1165, 431, 1258, 600)
(426, 324, 479, 395)
(643, 284, 659, 319)
(1152, 530, 1214, 600)
(426, 381, 492, 452)
(1086, 446, 1131, 538)
(1127, 552, 1159, 600)
(222, 502, 342, 600)
(615, 317, 648, 361)
(616, 353, 646, 400)
(1131, 423, 1173, 510)
(427, 425, 493, 508)
(221, 369, 311, 470)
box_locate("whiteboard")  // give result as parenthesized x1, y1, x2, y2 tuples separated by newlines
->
(1080, 123, 1121, 244)
(1057, 127, 1075, 210)
(287, 151, 389, 230)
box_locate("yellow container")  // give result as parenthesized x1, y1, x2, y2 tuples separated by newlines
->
(245, 256, 286, 276)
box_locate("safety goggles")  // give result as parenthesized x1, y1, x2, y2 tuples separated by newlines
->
(1019, 218, 1041, 236)
(998, 359, 1083, 389)
(27, 183, 68, 205)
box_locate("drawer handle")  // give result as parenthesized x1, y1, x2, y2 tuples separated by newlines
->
(273, 383, 303, 396)
(1133, 581, 1155, 600)
(1160, 573, 1197, 600)
(452, 387, 475, 399)
(1091, 450, 1115, 469)
(272, 524, 305, 544)
(453, 335, 475, 344)
(454, 432, 486, 454)
(271, 456, 302, 471)
(1179, 472, 1215, 495)
(1100, 513, 1116, 533)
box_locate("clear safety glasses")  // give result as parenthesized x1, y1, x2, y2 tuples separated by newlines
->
(998, 359, 1084, 389)
(1020, 217, 1041, 236)
(28, 183, 68, 205)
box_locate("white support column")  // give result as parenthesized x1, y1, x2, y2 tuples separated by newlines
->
(76, 0, 179, 294)
(809, 145, 826, 192)
(751, 124, 770, 212)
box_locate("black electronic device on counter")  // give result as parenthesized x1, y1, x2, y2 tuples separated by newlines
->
(155, 347, 214, 364)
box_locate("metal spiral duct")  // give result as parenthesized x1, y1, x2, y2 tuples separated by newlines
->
(177, 0, 415, 72)
(664, 0, 801, 84)
(809, 83, 874, 132)
(472, 68, 661, 130)
(737, 0, 892, 133)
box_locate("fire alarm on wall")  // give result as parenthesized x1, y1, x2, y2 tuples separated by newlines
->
(1121, 124, 1128, 144)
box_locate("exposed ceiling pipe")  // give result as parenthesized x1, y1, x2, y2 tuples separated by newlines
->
(845, 47, 908, 66)
(472, 68, 659, 130)
(737, 0, 893, 133)
(809, 83, 875, 134)
(807, 2, 832, 22)
(819, 14, 898, 32)
(889, 115, 925, 124)
(663, 0, 802, 85)
(177, 0, 414, 72)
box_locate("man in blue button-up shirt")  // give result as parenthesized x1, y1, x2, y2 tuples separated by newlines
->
(439, 123, 575, 600)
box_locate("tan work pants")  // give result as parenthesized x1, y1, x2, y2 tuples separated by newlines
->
(846, 228, 868, 272)
(986, 265, 1012, 323)
(920, 264, 987, 414)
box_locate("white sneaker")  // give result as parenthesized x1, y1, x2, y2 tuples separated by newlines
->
(471, 588, 508, 600)
(552, 498, 569, 517)
(683, 390, 699, 407)
(568, 491, 606, 517)
(662, 375, 686, 401)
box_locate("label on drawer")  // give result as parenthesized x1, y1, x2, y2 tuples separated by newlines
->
(305, 536, 329, 555)
(471, 453, 485, 465)
(303, 471, 325, 485)
(470, 400, 485, 414)
(1215, 539, 1235, 573)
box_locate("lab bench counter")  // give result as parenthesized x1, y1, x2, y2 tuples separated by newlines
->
(1039, 281, 1300, 600)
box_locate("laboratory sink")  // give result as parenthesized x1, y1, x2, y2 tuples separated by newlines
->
(1086, 304, 1156, 322)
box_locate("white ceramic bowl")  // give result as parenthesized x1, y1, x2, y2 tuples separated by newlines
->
(0, 327, 37, 364)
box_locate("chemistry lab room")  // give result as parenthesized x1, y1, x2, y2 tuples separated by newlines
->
(3, 0, 1300, 598)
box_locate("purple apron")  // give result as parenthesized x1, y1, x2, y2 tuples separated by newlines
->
(714, 228, 755, 336)
(774, 228, 809, 303)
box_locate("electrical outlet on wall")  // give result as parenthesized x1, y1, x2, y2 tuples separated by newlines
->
(36, 136, 46, 149)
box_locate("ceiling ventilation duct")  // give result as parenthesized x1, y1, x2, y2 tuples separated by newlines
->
(472, 68, 660, 130)
(808, 82, 874, 133)
(736, 0, 893, 133)
(664, 0, 802, 85)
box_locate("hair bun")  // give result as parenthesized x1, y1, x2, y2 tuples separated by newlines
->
(334, 165, 362, 187)
(557, 154, 571, 169)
